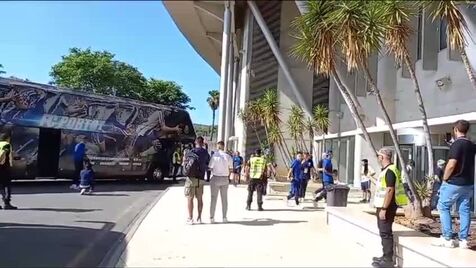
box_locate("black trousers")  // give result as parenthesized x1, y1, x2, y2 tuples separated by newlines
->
(0, 167, 12, 203)
(247, 179, 264, 207)
(172, 164, 181, 181)
(299, 178, 309, 198)
(376, 204, 398, 261)
(314, 182, 332, 201)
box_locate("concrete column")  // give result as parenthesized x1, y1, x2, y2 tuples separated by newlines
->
(236, 8, 253, 155)
(217, 1, 231, 142)
(224, 42, 234, 144)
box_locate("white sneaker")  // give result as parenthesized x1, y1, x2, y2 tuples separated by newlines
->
(210, 218, 215, 224)
(432, 236, 457, 248)
(222, 218, 228, 223)
(186, 218, 194, 225)
(459, 239, 469, 249)
(313, 200, 318, 208)
(80, 188, 86, 195)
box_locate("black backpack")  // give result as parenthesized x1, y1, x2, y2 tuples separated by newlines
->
(182, 151, 202, 178)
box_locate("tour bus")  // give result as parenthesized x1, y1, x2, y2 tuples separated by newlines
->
(0, 77, 196, 181)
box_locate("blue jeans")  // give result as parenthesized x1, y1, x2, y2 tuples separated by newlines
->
(437, 182, 474, 240)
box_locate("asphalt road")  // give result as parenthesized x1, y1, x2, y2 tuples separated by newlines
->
(0, 179, 180, 267)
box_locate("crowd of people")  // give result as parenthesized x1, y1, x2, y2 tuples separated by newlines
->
(179, 119, 475, 268)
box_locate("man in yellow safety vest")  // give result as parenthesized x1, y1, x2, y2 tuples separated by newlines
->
(372, 147, 408, 268)
(172, 145, 183, 183)
(0, 133, 17, 209)
(245, 149, 267, 211)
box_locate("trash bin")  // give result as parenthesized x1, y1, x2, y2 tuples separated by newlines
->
(326, 184, 350, 207)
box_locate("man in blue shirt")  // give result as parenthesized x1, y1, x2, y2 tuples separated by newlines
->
(71, 135, 86, 190)
(232, 151, 243, 185)
(313, 150, 334, 206)
(287, 152, 303, 206)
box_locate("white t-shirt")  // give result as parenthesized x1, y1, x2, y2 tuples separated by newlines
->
(361, 166, 376, 183)
(209, 150, 233, 177)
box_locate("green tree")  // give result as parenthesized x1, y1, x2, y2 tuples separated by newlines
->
(50, 48, 119, 94)
(287, 105, 307, 152)
(50, 48, 191, 109)
(140, 79, 191, 109)
(0, 64, 5, 75)
(207, 90, 219, 142)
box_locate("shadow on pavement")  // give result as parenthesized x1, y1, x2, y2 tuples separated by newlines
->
(11, 180, 171, 195)
(0, 222, 124, 267)
(18, 208, 102, 213)
(263, 208, 320, 212)
(228, 218, 306, 226)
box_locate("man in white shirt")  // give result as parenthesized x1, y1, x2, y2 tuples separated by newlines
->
(208, 140, 233, 223)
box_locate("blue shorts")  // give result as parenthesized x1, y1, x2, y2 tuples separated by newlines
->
(361, 180, 370, 191)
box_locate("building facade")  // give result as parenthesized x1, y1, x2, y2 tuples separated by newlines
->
(164, 1, 476, 195)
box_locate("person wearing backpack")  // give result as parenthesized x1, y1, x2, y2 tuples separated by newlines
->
(0, 133, 17, 209)
(183, 136, 210, 225)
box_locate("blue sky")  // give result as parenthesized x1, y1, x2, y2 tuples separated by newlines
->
(0, 1, 219, 125)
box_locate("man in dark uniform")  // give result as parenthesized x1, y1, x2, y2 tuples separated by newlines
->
(0, 133, 17, 209)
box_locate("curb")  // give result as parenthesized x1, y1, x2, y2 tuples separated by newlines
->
(99, 187, 170, 267)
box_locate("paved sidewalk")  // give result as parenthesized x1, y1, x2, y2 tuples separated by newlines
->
(117, 185, 376, 267)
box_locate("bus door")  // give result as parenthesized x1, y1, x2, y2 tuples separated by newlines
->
(37, 128, 61, 178)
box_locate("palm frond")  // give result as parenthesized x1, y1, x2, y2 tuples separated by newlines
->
(381, 0, 415, 64)
(423, 0, 470, 51)
(290, 0, 339, 76)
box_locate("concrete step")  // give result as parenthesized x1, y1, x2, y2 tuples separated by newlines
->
(267, 180, 362, 198)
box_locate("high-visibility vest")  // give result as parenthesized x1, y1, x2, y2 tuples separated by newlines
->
(249, 156, 266, 179)
(173, 151, 182, 165)
(0, 141, 12, 167)
(374, 164, 408, 207)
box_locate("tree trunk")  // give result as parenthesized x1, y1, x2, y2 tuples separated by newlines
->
(331, 69, 378, 157)
(403, 53, 435, 180)
(460, 48, 476, 90)
(210, 110, 216, 142)
(253, 126, 262, 147)
(362, 65, 424, 219)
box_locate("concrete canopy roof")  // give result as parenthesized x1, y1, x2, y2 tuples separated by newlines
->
(163, 1, 225, 74)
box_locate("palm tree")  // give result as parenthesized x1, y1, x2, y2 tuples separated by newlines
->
(0, 64, 5, 75)
(424, 1, 476, 90)
(207, 90, 219, 142)
(258, 88, 293, 163)
(287, 105, 307, 152)
(313, 104, 330, 153)
(327, 1, 425, 217)
(291, 1, 379, 157)
(381, 0, 438, 217)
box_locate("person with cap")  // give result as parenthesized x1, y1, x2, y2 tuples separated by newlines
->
(431, 159, 446, 211)
(245, 148, 267, 211)
(372, 147, 408, 268)
(313, 150, 334, 207)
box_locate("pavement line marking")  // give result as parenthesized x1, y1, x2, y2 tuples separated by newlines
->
(98, 187, 170, 268)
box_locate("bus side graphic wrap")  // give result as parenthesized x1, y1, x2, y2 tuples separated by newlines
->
(0, 78, 196, 179)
